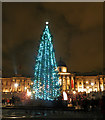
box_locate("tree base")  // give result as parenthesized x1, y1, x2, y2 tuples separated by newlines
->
(23, 99, 68, 108)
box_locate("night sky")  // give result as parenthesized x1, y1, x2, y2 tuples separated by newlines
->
(2, 2, 103, 77)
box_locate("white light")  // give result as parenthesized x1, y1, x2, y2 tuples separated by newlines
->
(73, 91, 76, 94)
(70, 98, 72, 102)
(63, 91, 68, 100)
(46, 21, 49, 25)
(14, 83, 18, 88)
(27, 90, 31, 96)
(33, 91, 35, 94)
(87, 86, 89, 89)
(25, 87, 27, 90)
(59, 79, 62, 85)
(62, 67, 67, 72)
(86, 81, 88, 84)
(91, 83, 94, 86)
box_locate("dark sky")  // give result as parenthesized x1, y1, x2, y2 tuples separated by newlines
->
(2, 2, 103, 77)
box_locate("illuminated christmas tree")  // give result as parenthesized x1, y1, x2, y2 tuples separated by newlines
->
(33, 22, 60, 100)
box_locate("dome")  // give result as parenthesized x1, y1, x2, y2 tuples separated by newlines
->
(57, 60, 67, 67)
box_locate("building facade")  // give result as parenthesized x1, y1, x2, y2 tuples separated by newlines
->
(57, 60, 75, 94)
(75, 75, 105, 93)
(1, 74, 33, 93)
(1, 64, 105, 99)
(58, 65, 105, 94)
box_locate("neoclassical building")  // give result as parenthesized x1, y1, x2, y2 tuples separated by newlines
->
(75, 75, 105, 93)
(0, 62, 105, 99)
(1, 74, 33, 93)
(57, 60, 105, 94)
(57, 60, 75, 94)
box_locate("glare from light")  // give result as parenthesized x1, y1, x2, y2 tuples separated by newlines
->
(46, 21, 49, 24)
(70, 98, 72, 102)
(62, 67, 67, 72)
(86, 81, 88, 84)
(87, 86, 89, 89)
(5, 89, 8, 92)
(27, 90, 31, 96)
(25, 87, 27, 90)
(33, 91, 35, 94)
(91, 83, 94, 86)
(73, 91, 76, 94)
(63, 91, 68, 100)
(14, 83, 18, 88)
(59, 79, 62, 85)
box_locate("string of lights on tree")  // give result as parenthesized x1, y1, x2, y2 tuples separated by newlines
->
(32, 22, 60, 101)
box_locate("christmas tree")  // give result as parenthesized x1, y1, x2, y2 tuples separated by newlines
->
(33, 22, 60, 101)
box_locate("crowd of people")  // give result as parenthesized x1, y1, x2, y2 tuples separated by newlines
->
(2, 92, 105, 113)
(67, 93, 105, 119)
(2, 96, 20, 106)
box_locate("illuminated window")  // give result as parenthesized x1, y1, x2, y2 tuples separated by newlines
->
(5, 88, 8, 92)
(62, 67, 67, 72)
(86, 81, 88, 84)
(67, 79, 70, 85)
(63, 79, 65, 85)
(67, 85, 69, 89)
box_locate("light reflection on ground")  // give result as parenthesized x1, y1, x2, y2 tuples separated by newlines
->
(2, 108, 103, 120)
